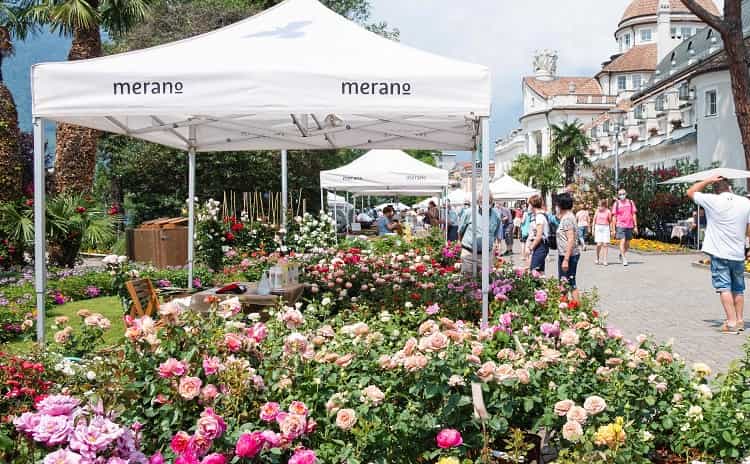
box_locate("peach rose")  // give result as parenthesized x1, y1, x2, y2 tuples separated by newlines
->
(403, 338, 418, 356)
(54, 316, 69, 325)
(476, 361, 496, 383)
(403, 354, 428, 371)
(562, 420, 583, 442)
(361, 385, 385, 405)
(278, 413, 306, 440)
(559, 329, 579, 347)
(566, 405, 588, 425)
(655, 351, 673, 364)
(494, 364, 516, 382)
(583, 396, 607, 415)
(335, 408, 357, 430)
(178, 376, 202, 400)
(335, 354, 355, 368)
(77, 309, 92, 318)
(418, 320, 439, 336)
(466, 354, 482, 365)
(53, 329, 71, 344)
(516, 368, 531, 384)
(554, 399, 574, 416)
(420, 333, 449, 352)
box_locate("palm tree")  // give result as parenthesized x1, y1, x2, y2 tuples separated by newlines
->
(0, 1, 33, 202)
(508, 153, 562, 197)
(550, 121, 592, 186)
(28, 0, 152, 194)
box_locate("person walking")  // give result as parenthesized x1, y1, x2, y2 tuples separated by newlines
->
(557, 193, 581, 300)
(688, 176, 750, 334)
(611, 189, 638, 266)
(593, 199, 613, 265)
(498, 203, 514, 255)
(526, 194, 550, 273)
(446, 202, 459, 242)
(459, 194, 501, 276)
(520, 203, 533, 258)
(575, 207, 591, 251)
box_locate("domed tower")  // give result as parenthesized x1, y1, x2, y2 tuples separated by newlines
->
(616, 0, 719, 59)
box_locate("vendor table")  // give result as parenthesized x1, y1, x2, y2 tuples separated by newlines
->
(189, 282, 306, 313)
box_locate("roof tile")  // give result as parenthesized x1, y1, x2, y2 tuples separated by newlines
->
(523, 77, 603, 97)
(620, 0, 719, 25)
(601, 44, 658, 72)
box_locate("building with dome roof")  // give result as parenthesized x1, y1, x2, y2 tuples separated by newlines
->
(495, 0, 732, 178)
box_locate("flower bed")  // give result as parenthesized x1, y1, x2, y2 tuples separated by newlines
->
(610, 239, 689, 254)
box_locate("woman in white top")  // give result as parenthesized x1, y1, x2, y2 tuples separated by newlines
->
(526, 194, 550, 273)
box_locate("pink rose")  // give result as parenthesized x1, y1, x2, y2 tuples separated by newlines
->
(260, 402, 281, 422)
(202, 357, 221, 376)
(224, 333, 243, 352)
(235, 432, 264, 458)
(197, 408, 226, 440)
(178, 376, 203, 400)
(583, 396, 607, 415)
(278, 413, 307, 440)
(201, 384, 218, 402)
(200, 454, 226, 464)
(289, 401, 309, 416)
(158, 358, 186, 378)
(436, 428, 463, 448)
(554, 399, 574, 417)
(289, 448, 317, 464)
(149, 452, 164, 464)
(566, 406, 588, 425)
(171, 431, 191, 454)
(516, 368, 531, 384)
(246, 323, 268, 344)
(562, 421, 583, 442)
(476, 361, 496, 382)
(335, 408, 357, 430)
(260, 430, 281, 447)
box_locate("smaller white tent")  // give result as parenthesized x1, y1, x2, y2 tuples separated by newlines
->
(490, 175, 539, 201)
(413, 197, 440, 209)
(320, 149, 449, 193)
(327, 192, 351, 206)
(447, 189, 468, 205)
(375, 202, 410, 211)
(659, 167, 750, 184)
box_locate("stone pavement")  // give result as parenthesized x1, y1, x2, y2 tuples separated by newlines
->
(505, 244, 748, 374)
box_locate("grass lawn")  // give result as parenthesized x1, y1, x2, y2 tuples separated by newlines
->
(2, 296, 125, 354)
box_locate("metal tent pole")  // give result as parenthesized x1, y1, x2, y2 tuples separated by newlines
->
(480, 117, 491, 327)
(281, 149, 288, 231)
(320, 188, 324, 213)
(444, 187, 448, 242)
(33, 117, 46, 345)
(471, 148, 478, 278)
(187, 126, 197, 289)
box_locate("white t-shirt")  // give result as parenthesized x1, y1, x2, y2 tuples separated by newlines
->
(529, 212, 550, 241)
(693, 191, 750, 261)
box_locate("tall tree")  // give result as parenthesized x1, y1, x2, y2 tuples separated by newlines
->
(28, 0, 152, 194)
(508, 153, 562, 197)
(0, 1, 33, 202)
(682, 0, 750, 175)
(549, 120, 591, 186)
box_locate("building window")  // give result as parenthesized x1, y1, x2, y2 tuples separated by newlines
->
(705, 90, 717, 117)
(640, 29, 652, 42)
(655, 95, 665, 112)
(635, 104, 644, 119)
(624, 33, 631, 48)
(632, 74, 642, 90)
(617, 75, 627, 91)
(681, 27, 692, 38)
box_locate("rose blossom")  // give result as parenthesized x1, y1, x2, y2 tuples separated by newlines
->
(260, 402, 281, 422)
(246, 323, 268, 344)
(278, 413, 307, 440)
(566, 405, 588, 424)
(335, 408, 357, 430)
(31, 414, 72, 446)
(494, 364, 516, 382)
(554, 399, 574, 417)
(436, 428, 463, 448)
(197, 408, 226, 440)
(534, 290, 548, 304)
(235, 432, 263, 458)
(335, 353, 354, 368)
(289, 401, 309, 416)
(448, 375, 465, 387)
(201, 384, 218, 402)
(476, 361, 496, 383)
(260, 430, 281, 447)
(224, 333, 243, 352)
(200, 453, 226, 464)
(655, 351, 673, 364)
(361, 385, 385, 405)
(403, 354, 428, 371)
(178, 377, 203, 400)
(289, 449, 317, 464)
(158, 358, 187, 378)
(202, 357, 221, 376)
(37, 395, 80, 416)
(559, 329, 580, 346)
(516, 368, 531, 384)
(583, 396, 607, 415)
(562, 421, 583, 442)
(43, 449, 82, 464)
(419, 332, 449, 352)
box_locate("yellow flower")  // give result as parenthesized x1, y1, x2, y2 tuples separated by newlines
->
(437, 458, 460, 464)
(593, 417, 626, 449)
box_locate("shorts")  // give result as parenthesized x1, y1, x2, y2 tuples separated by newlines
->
(594, 225, 610, 244)
(577, 226, 588, 241)
(558, 254, 580, 289)
(615, 227, 633, 240)
(530, 242, 549, 272)
(710, 256, 746, 294)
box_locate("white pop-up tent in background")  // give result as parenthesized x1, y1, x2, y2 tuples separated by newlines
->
(30, 0, 493, 343)
(490, 174, 540, 201)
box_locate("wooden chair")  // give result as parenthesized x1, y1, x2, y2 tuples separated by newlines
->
(125, 279, 160, 318)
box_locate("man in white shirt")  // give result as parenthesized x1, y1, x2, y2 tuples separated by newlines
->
(688, 176, 750, 334)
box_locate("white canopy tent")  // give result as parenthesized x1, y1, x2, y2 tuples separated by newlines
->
(413, 197, 440, 209)
(447, 189, 468, 205)
(30, 0, 493, 342)
(374, 202, 410, 212)
(327, 192, 351, 206)
(490, 174, 539, 201)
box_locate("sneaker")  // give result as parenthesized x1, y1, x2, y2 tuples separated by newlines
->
(594, 259, 600, 265)
(622, 257, 629, 266)
(738, 320, 745, 332)
(603, 261, 608, 266)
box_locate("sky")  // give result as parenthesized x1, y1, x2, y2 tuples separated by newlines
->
(370, 0, 722, 158)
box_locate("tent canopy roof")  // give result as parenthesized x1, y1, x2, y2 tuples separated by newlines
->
(320, 149, 449, 193)
(490, 174, 539, 201)
(659, 167, 750, 184)
(31, 0, 490, 152)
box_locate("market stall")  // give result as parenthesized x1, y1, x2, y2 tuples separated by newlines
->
(30, 0, 493, 341)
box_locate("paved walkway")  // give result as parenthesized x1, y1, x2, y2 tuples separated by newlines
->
(506, 244, 748, 373)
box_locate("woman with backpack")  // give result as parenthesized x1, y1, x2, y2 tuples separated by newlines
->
(556, 193, 581, 300)
(527, 194, 550, 273)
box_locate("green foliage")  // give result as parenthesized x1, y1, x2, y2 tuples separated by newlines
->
(550, 121, 591, 185)
(508, 153, 562, 197)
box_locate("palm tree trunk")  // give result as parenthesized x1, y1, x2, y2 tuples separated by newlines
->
(54, 26, 102, 194)
(0, 80, 24, 202)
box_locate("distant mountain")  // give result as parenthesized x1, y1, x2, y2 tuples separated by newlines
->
(5, 30, 70, 146)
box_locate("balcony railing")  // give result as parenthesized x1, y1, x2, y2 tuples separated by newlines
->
(574, 95, 618, 105)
